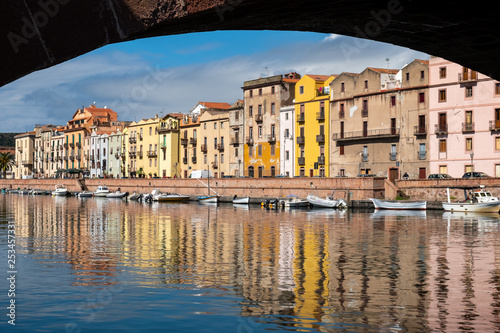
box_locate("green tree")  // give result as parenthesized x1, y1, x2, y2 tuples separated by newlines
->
(0, 152, 15, 179)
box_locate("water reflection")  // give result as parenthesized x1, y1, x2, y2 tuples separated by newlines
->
(2, 194, 500, 332)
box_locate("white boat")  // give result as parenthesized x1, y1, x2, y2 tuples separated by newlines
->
(77, 191, 94, 198)
(151, 188, 191, 202)
(368, 198, 426, 210)
(128, 192, 142, 201)
(94, 185, 110, 197)
(280, 197, 310, 208)
(198, 195, 219, 204)
(106, 191, 128, 199)
(442, 188, 500, 213)
(52, 184, 69, 196)
(232, 195, 250, 204)
(306, 194, 347, 208)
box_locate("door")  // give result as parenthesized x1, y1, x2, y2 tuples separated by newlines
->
(419, 168, 426, 179)
(389, 168, 398, 183)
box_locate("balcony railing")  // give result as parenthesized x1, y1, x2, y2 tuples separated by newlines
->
(182, 157, 188, 164)
(316, 134, 325, 143)
(129, 137, 137, 144)
(296, 114, 305, 122)
(201, 144, 207, 153)
(361, 108, 368, 117)
(462, 122, 475, 133)
(389, 152, 397, 161)
(490, 120, 500, 131)
(189, 137, 197, 146)
(255, 114, 263, 123)
(217, 143, 224, 151)
(128, 152, 136, 158)
(212, 162, 218, 169)
(147, 150, 157, 158)
(160, 142, 167, 150)
(298, 157, 305, 165)
(246, 137, 254, 145)
(414, 125, 427, 136)
(75, 142, 81, 147)
(267, 135, 276, 143)
(316, 111, 325, 121)
(361, 153, 369, 162)
(434, 124, 448, 135)
(230, 136, 240, 145)
(317, 155, 325, 165)
(332, 128, 400, 142)
(418, 151, 427, 160)
(181, 138, 188, 146)
(191, 156, 197, 164)
(297, 136, 305, 145)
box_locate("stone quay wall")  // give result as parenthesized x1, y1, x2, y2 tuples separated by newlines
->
(2, 177, 500, 203)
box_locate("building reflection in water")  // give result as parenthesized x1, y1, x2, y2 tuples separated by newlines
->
(6, 195, 500, 331)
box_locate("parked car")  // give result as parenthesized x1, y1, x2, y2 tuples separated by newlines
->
(428, 173, 452, 179)
(462, 171, 491, 178)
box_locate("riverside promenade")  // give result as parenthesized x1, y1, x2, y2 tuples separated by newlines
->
(2, 177, 500, 206)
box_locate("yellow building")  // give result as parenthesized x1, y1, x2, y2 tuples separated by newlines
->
(242, 73, 299, 177)
(199, 108, 231, 178)
(131, 116, 161, 178)
(158, 114, 182, 178)
(294, 74, 336, 177)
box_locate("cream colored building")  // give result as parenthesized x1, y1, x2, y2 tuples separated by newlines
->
(330, 60, 429, 180)
(14, 131, 35, 179)
(228, 100, 244, 177)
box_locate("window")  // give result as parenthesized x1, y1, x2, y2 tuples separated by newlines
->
(221, 154, 224, 163)
(285, 150, 289, 160)
(419, 92, 425, 103)
(149, 127, 152, 135)
(496, 137, 500, 150)
(271, 144, 275, 156)
(258, 144, 262, 157)
(259, 88, 262, 96)
(214, 122, 217, 129)
(249, 106, 253, 117)
(391, 95, 396, 107)
(339, 103, 345, 118)
(465, 86, 473, 98)
(340, 82, 345, 92)
(419, 143, 426, 160)
(439, 67, 447, 78)
(466, 137, 472, 151)
(235, 147, 238, 157)
(439, 139, 447, 153)
(299, 86, 304, 94)
(258, 126, 262, 138)
(249, 90, 253, 98)
(495, 83, 500, 95)
(420, 70, 425, 80)
(439, 89, 447, 102)
(439, 165, 448, 174)
(271, 86, 275, 94)
(271, 103, 275, 115)
(405, 72, 410, 81)
(284, 129, 289, 138)
(339, 145, 344, 155)
(364, 80, 368, 89)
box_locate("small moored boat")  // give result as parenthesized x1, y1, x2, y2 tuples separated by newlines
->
(368, 198, 427, 210)
(198, 195, 219, 204)
(78, 191, 94, 198)
(94, 185, 110, 197)
(442, 187, 500, 213)
(232, 195, 250, 204)
(306, 194, 347, 208)
(52, 184, 69, 196)
(280, 197, 309, 208)
(106, 190, 128, 199)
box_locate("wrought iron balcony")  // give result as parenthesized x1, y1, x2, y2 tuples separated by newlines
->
(255, 114, 263, 123)
(414, 125, 427, 136)
(462, 122, 475, 133)
(296, 136, 305, 145)
(201, 144, 207, 153)
(434, 124, 448, 135)
(246, 137, 254, 145)
(267, 135, 276, 143)
(298, 157, 305, 165)
(316, 134, 325, 143)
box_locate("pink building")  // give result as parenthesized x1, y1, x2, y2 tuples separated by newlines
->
(429, 56, 500, 177)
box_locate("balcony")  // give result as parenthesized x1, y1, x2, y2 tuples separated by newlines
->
(160, 142, 167, 150)
(129, 137, 137, 144)
(458, 71, 478, 82)
(389, 152, 397, 161)
(147, 150, 157, 158)
(332, 128, 400, 142)
(189, 137, 197, 146)
(317, 155, 325, 165)
(69, 155, 75, 160)
(361, 153, 369, 162)
(296, 113, 305, 123)
(316, 111, 325, 121)
(338, 110, 345, 119)
(138, 135, 143, 141)
(128, 152, 136, 159)
(22, 160, 32, 165)
(298, 157, 305, 165)
(115, 153, 120, 159)
(462, 122, 475, 133)
(490, 120, 500, 131)
(158, 123, 179, 133)
(434, 124, 448, 135)
(217, 143, 224, 151)
(201, 144, 207, 153)
(267, 135, 276, 143)
(76, 155, 81, 161)
(63, 143, 68, 148)
(181, 138, 188, 146)
(137, 151, 143, 159)
(182, 157, 188, 164)
(414, 125, 427, 136)
(255, 114, 263, 123)
(212, 162, 218, 169)
(316, 134, 325, 143)
(297, 136, 305, 145)
(17, 147, 22, 152)
(191, 156, 197, 164)
(230, 136, 240, 145)
(418, 151, 427, 160)
(75, 142, 81, 148)
(246, 137, 254, 145)
(361, 108, 368, 117)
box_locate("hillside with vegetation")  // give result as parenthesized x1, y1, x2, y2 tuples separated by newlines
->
(0, 133, 20, 147)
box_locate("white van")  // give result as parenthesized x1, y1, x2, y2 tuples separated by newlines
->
(189, 170, 212, 178)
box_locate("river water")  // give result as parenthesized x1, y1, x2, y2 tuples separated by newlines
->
(1, 194, 500, 332)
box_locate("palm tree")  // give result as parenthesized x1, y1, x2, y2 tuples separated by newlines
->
(0, 152, 15, 179)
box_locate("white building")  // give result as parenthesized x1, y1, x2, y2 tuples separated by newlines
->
(89, 130, 110, 178)
(108, 130, 123, 178)
(280, 105, 295, 177)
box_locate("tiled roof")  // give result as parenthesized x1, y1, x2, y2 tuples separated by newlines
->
(367, 67, 399, 74)
(199, 102, 232, 109)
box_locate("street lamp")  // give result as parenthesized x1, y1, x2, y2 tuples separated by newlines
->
(470, 152, 474, 172)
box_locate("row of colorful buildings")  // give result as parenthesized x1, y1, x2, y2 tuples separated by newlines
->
(13, 56, 500, 180)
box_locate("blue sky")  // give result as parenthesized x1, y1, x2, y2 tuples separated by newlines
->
(0, 30, 429, 133)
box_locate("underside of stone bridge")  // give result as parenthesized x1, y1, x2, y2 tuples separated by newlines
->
(1, 0, 498, 87)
